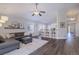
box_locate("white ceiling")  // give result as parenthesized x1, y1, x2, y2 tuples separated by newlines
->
(0, 3, 79, 24)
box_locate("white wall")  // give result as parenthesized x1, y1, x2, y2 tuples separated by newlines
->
(76, 23, 79, 37)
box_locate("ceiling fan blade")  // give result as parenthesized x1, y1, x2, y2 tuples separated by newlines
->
(40, 11, 46, 13)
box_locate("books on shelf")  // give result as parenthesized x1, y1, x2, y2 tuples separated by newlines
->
(40, 28, 56, 38)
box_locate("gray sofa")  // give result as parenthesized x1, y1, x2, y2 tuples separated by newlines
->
(0, 38, 20, 55)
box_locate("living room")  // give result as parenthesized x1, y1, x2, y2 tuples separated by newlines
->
(0, 3, 79, 55)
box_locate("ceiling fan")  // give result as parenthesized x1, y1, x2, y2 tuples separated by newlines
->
(32, 3, 46, 16)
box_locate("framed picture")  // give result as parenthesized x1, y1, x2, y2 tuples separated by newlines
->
(4, 23, 24, 29)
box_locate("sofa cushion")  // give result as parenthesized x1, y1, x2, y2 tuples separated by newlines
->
(0, 39, 19, 50)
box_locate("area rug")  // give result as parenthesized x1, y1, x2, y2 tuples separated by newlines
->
(5, 39, 48, 55)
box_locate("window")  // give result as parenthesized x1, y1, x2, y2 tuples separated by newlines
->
(28, 23, 35, 33)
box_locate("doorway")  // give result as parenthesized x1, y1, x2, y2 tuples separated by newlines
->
(67, 23, 76, 39)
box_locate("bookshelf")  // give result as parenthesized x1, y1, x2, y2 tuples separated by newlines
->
(40, 28, 56, 39)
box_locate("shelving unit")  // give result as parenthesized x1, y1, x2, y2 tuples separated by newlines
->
(40, 28, 56, 39)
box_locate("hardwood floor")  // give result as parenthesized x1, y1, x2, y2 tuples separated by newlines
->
(30, 38, 79, 55)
